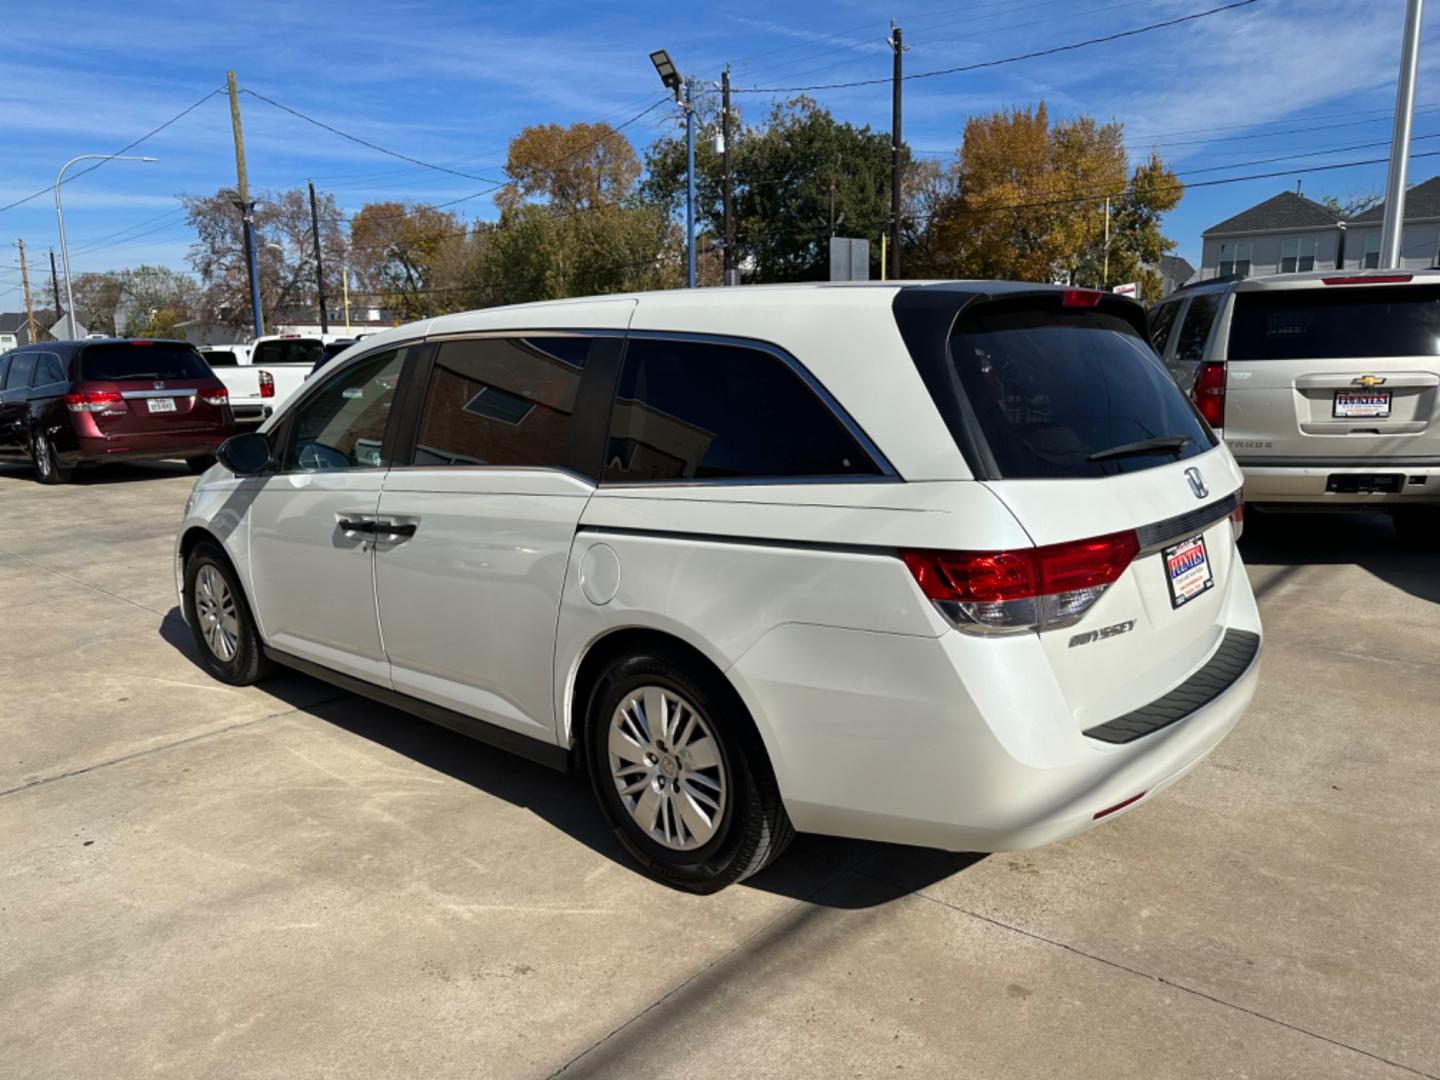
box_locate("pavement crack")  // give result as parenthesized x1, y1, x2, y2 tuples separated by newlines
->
(0, 695, 347, 799)
(0, 544, 168, 618)
(875, 869, 1437, 1080)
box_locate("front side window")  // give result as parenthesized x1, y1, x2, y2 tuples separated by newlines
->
(1280, 236, 1318, 274)
(1173, 294, 1220, 365)
(285, 348, 404, 471)
(1148, 301, 1180, 356)
(412, 336, 589, 468)
(604, 338, 880, 483)
(5, 353, 36, 391)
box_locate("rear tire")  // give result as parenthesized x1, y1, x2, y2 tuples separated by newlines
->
(1393, 507, 1440, 548)
(584, 645, 793, 893)
(31, 431, 72, 485)
(183, 542, 273, 685)
(186, 455, 216, 474)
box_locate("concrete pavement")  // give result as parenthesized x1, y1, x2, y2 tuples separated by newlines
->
(1, 461, 1436, 1079)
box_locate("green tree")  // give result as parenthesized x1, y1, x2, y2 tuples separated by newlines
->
(115, 265, 201, 337)
(643, 97, 899, 283)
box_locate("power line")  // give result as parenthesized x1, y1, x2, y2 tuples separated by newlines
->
(0, 88, 224, 216)
(731, 0, 1260, 93)
(239, 88, 510, 185)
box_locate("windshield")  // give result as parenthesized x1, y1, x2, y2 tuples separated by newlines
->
(253, 339, 325, 366)
(1229, 285, 1440, 360)
(79, 343, 211, 382)
(946, 306, 1215, 478)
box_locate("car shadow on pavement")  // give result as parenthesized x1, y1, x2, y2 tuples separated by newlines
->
(1240, 509, 1439, 604)
(0, 459, 193, 485)
(159, 606, 984, 907)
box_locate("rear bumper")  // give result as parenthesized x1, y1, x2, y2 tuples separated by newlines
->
(61, 428, 233, 465)
(1236, 457, 1440, 505)
(728, 564, 1262, 853)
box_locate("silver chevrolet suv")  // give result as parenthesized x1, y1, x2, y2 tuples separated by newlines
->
(1149, 268, 1440, 543)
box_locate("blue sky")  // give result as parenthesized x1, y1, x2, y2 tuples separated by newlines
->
(0, 0, 1434, 302)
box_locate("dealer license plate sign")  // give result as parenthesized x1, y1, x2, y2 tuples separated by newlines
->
(147, 397, 177, 413)
(1333, 390, 1391, 418)
(1164, 535, 1213, 609)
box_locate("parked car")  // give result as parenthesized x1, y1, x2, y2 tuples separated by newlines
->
(1148, 269, 1440, 542)
(201, 334, 334, 429)
(307, 338, 357, 378)
(0, 338, 234, 483)
(176, 283, 1261, 891)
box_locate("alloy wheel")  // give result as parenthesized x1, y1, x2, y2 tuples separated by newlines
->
(195, 564, 240, 663)
(607, 685, 727, 851)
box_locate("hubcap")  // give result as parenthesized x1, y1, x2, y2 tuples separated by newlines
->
(608, 686, 726, 851)
(36, 435, 51, 476)
(195, 565, 240, 662)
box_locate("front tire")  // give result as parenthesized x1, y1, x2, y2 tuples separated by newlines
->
(183, 542, 272, 685)
(585, 646, 792, 892)
(31, 431, 72, 485)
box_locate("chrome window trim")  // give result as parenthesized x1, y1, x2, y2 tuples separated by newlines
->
(606, 329, 899, 483)
(424, 328, 627, 343)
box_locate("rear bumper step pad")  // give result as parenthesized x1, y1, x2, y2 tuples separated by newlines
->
(1083, 629, 1261, 745)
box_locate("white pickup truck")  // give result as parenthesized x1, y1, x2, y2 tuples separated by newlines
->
(201, 334, 354, 428)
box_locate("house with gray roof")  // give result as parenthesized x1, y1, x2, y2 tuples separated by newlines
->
(1340, 176, 1440, 270)
(1157, 254, 1195, 295)
(0, 312, 39, 352)
(1198, 191, 1343, 281)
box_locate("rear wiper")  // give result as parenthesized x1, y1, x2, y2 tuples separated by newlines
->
(1087, 435, 1191, 462)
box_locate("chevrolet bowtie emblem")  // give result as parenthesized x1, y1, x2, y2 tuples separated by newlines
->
(1352, 375, 1386, 388)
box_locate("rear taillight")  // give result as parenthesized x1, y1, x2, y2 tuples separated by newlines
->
(902, 529, 1140, 634)
(200, 387, 229, 407)
(64, 390, 123, 413)
(1230, 494, 1244, 542)
(258, 371, 275, 398)
(1192, 361, 1226, 428)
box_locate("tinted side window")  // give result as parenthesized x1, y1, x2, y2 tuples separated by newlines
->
(6, 353, 36, 392)
(1148, 302, 1180, 356)
(202, 349, 238, 367)
(0, 355, 13, 390)
(412, 337, 589, 468)
(254, 339, 324, 366)
(1173, 295, 1219, 365)
(285, 349, 404, 471)
(32, 352, 66, 386)
(604, 338, 880, 483)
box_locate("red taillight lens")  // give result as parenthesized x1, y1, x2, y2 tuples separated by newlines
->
(1192, 361, 1226, 428)
(1061, 288, 1103, 308)
(1230, 494, 1244, 541)
(200, 387, 229, 407)
(902, 530, 1139, 634)
(258, 370, 275, 398)
(64, 390, 124, 413)
(1322, 274, 1411, 285)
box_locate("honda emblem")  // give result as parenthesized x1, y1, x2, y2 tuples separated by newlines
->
(153, 380, 165, 390)
(1185, 467, 1208, 499)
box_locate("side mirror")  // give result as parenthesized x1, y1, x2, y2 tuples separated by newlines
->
(216, 432, 273, 475)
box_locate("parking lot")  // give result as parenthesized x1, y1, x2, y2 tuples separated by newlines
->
(0, 462, 1436, 1080)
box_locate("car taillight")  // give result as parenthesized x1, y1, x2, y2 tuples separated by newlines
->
(902, 529, 1140, 634)
(64, 390, 124, 413)
(258, 371, 275, 398)
(1230, 494, 1244, 542)
(1192, 361, 1226, 428)
(200, 387, 229, 407)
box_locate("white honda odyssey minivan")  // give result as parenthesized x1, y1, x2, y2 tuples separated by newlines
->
(177, 282, 1262, 892)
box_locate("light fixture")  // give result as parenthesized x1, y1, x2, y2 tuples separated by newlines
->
(650, 50, 681, 98)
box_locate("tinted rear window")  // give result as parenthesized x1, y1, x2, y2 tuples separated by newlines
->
(1228, 285, 1440, 360)
(202, 349, 239, 367)
(253, 339, 325, 366)
(948, 308, 1215, 478)
(79, 343, 210, 382)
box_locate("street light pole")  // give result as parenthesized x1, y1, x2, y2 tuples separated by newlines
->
(54, 153, 157, 336)
(1380, 0, 1425, 268)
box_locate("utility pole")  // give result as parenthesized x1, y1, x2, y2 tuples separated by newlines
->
(48, 248, 62, 321)
(1380, 0, 1424, 268)
(721, 67, 735, 285)
(227, 70, 265, 338)
(16, 240, 37, 344)
(308, 180, 329, 333)
(889, 24, 903, 281)
(1102, 197, 1111, 288)
(685, 76, 697, 289)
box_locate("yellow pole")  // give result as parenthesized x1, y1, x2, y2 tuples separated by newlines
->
(880, 234, 887, 281)
(342, 266, 351, 333)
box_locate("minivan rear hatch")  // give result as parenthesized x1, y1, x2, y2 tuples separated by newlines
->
(896, 286, 1249, 736)
(1220, 278, 1440, 466)
(73, 341, 227, 435)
